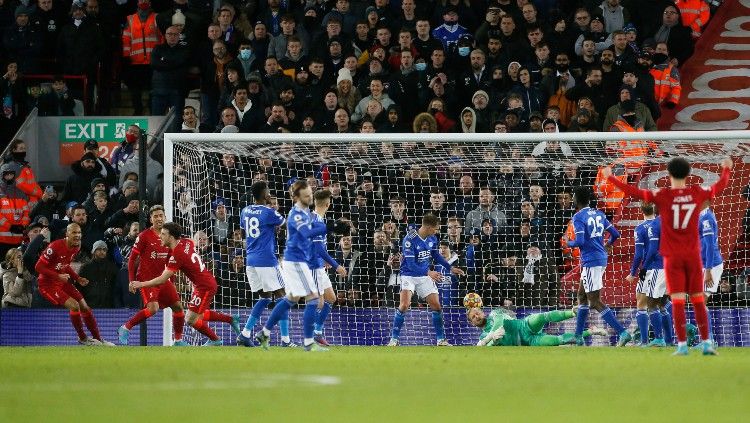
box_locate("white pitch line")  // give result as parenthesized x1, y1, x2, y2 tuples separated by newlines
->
(0, 374, 341, 392)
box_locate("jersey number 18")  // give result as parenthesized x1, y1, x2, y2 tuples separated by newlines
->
(244, 216, 260, 238)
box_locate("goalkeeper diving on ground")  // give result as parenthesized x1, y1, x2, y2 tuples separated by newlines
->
(467, 303, 608, 347)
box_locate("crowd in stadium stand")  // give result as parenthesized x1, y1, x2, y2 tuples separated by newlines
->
(4, 0, 747, 310)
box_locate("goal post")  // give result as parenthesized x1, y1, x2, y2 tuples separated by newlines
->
(162, 131, 750, 347)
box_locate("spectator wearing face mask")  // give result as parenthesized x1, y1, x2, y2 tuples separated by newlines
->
(0, 162, 30, 257)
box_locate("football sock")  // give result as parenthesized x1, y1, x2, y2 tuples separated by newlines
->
(125, 308, 155, 330)
(192, 318, 219, 341)
(314, 301, 332, 335)
(575, 305, 589, 337)
(705, 305, 714, 340)
(303, 299, 318, 346)
(431, 310, 445, 340)
(391, 309, 405, 340)
(600, 307, 625, 334)
(279, 318, 290, 343)
(264, 297, 293, 332)
(81, 310, 101, 340)
(691, 296, 710, 341)
(661, 308, 674, 344)
(244, 297, 271, 332)
(70, 311, 86, 340)
(649, 309, 664, 339)
(203, 310, 232, 323)
(636, 310, 649, 344)
(173, 310, 185, 340)
(671, 297, 687, 343)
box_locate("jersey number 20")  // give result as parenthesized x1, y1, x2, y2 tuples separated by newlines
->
(671, 204, 696, 229)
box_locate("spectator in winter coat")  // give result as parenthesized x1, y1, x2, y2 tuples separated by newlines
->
(62, 152, 102, 205)
(78, 240, 117, 308)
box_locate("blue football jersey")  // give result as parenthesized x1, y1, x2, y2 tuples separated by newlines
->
(240, 204, 284, 267)
(630, 220, 649, 276)
(284, 205, 326, 263)
(401, 229, 452, 277)
(568, 207, 620, 267)
(643, 217, 664, 270)
(699, 208, 723, 268)
(308, 211, 340, 270)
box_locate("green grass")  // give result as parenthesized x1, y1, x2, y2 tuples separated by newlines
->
(0, 346, 748, 422)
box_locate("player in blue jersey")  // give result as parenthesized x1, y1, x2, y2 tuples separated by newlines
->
(627, 203, 668, 347)
(387, 213, 465, 346)
(254, 180, 349, 351)
(700, 204, 723, 344)
(310, 189, 347, 346)
(565, 187, 631, 346)
(236, 181, 296, 347)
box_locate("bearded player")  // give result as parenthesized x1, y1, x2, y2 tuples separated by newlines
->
(35, 223, 113, 345)
(118, 205, 186, 346)
(130, 222, 241, 345)
(604, 157, 732, 355)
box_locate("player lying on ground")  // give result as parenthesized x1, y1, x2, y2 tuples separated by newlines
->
(467, 307, 608, 346)
(35, 223, 113, 345)
(604, 157, 732, 356)
(130, 222, 241, 346)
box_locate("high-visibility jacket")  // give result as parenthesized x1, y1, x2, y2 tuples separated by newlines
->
(676, 0, 710, 39)
(561, 219, 580, 269)
(122, 13, 163, 65)
(14, 165, 42, 209)
(594, 166, 626, 212)
(650, 63, 681, 106)
(0, 185, 30, 246)
(609, 120, 659, 171)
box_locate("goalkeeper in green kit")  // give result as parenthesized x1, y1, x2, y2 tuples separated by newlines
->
(468, 307, 608, 346)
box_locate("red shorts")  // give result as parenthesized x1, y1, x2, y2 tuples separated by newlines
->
(187, 288, 216, 314)
(663, 254, 704, 295)
(38, 282, 84, 306)
(140, 281, 180, 309)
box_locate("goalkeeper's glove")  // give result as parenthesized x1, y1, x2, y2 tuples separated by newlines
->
(326, 220, 350, 235)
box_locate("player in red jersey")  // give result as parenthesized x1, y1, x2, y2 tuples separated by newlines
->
(35, 223, 113, 345)
(117, 206, 186, 346)
(603, 157, 732, 355)
(129, 222, 240, 345)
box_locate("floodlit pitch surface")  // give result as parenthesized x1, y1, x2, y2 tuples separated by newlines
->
(1, 346, 748, 421)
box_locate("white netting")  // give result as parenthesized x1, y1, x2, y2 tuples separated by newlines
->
(163, 132, 750, 346)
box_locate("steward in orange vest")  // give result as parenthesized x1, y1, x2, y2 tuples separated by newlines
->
(3, 140, 42, 209)
(0, 163, 31, 257)
(675, 0, 710, 39)
(649, 53, 681, 107)
(122, 0, 164, 115)
(607, 100, 659, 172)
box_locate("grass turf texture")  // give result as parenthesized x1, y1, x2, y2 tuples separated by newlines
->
(1, 347, 748, 422)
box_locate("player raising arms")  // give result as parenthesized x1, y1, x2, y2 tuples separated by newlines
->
(627, 203, 667, 347)
(237, 181, 296, 347)
(468, 306, 608, 347)
(604, 157, 732, 355)
(387, 213, 465, 347)
(254, 180, 349, 351)
(309, 189, 347, 346)
(35, 223, 113, 345)
(565, 187, 631, 346)
(118, 205, 186, 346)
(130, 223, 241, 345)
(699, 203, 723, 345)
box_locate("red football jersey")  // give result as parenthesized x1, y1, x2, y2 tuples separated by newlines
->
(132, 228, 171, 280)
(36, 239, 80, 284)
(166, 238, 217, 290)
(609, 167, 730, 257)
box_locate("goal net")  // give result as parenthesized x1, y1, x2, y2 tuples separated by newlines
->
(163, 132, 750, 347)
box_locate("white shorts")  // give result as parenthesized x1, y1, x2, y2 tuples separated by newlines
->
(580, 266, 605, 293)
(642, 269, 667, 298)
(246, 266, 285, 293)
(400, 275, 438, 300)
(704, 263, 724, 294)
(281, 260, 317, 298)
(312, 268, 333, 295)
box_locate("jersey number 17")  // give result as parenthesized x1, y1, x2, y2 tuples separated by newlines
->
(671, 204, 696, 229)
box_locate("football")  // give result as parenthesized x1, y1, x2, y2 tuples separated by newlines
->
(463, 292, 483, 309)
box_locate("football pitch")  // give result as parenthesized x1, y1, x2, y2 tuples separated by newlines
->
(1, 346, 748, 422)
